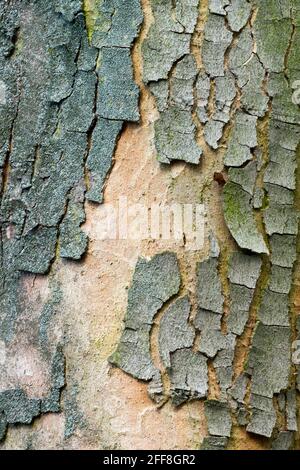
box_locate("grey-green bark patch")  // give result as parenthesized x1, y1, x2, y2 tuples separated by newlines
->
(109, 252, 181, 381)
(0, 0, 142, 441)
(60, 184, 88, 260)
(201, 435, 228, 450)
(194, 309, 221, 331)
(226, 0, 252, 32)
(41, 346, 65, 414)
(252, 188, 265, 209)
(155, 107, 201, 164)
(200, 69, 236, 149)
(196, 257, 224, 314)
(142, 3, 202, 164)
(258, 289, 290, 326)
(0, 390, 40, 425)
(64, 383, 86, 439)
(159, 296, 194, 368)
(230, 373, 248, 403)
(199, 329, 235, 359)
(223, 182, 269, 254)
(204, 400, 232, 438)
(254, 14, 292, 73)
(270, 234, 297, 268)
(214, 338, 236, 398)
(209, 0, 230, 16)
(224, 112, 258, 167)
(227, 285, 254, 335)
(169, 348, 208, 406)
(86, 118, 123, 203)
(149, 80, 169, 112)
(247, 394, 276, 438)
(268, 266, 293, 295)
(153, 54, 201, 164)
(228, 252, 262, 289)
(17, 227, 58, 274)
(246, 323, 291, 398)
(228, 161, 257, 196)
(170, 55, 197, 110)
(86, 0, 143, 49)
(202, 14, 233, 77)
(142, 1, 196, 83)
(98, 47, 140, 122)
(264, 201, 299, 236)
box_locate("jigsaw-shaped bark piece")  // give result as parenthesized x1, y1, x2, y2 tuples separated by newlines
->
(202, 14, 233, 77)
(155, 107, 201, 164)
(196, 257, 224, 314)
(201, 436, 228, 450)
(268, 266, 293, 295)
(204, 400, 232, 437)
(0, 390, 40, 426)
(209, 0, 230, 16)
(86, 118, 123, 203)
(258, 290, 290, 326)
(142, 1, 193, 83)
(224, 112, 257, 167)
(223, 182, 269, 254)
(98, 47, 140, 122)
(214, 339, 236, 397)
(229, 252, 262, 289)
(286, 390, 298, 432)
(110, 252, 181, 381)
(247, 394, 276, 438)
(60, 184, 88, 260)
(270, 234, 297, 268)
(227, 284, 254, 335)
(246, 323, 290, 398)
(159, 296, 194, 368)
(226, 0, 252, 32)
(228, 161, 257, 195)
(86, 0, 143, 49)
(169, 348, 208, 406)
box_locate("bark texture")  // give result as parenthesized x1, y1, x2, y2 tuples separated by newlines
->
(0, 0, 300, 450)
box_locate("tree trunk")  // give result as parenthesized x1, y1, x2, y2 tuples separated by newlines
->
(0, 0, 299, 450)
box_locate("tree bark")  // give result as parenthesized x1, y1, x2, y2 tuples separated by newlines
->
(0, 0, 299, 450)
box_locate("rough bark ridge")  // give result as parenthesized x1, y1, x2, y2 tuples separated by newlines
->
(0, 0, 299, 450)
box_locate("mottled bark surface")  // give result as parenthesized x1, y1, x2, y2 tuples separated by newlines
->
(0, 0, 300, 450)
